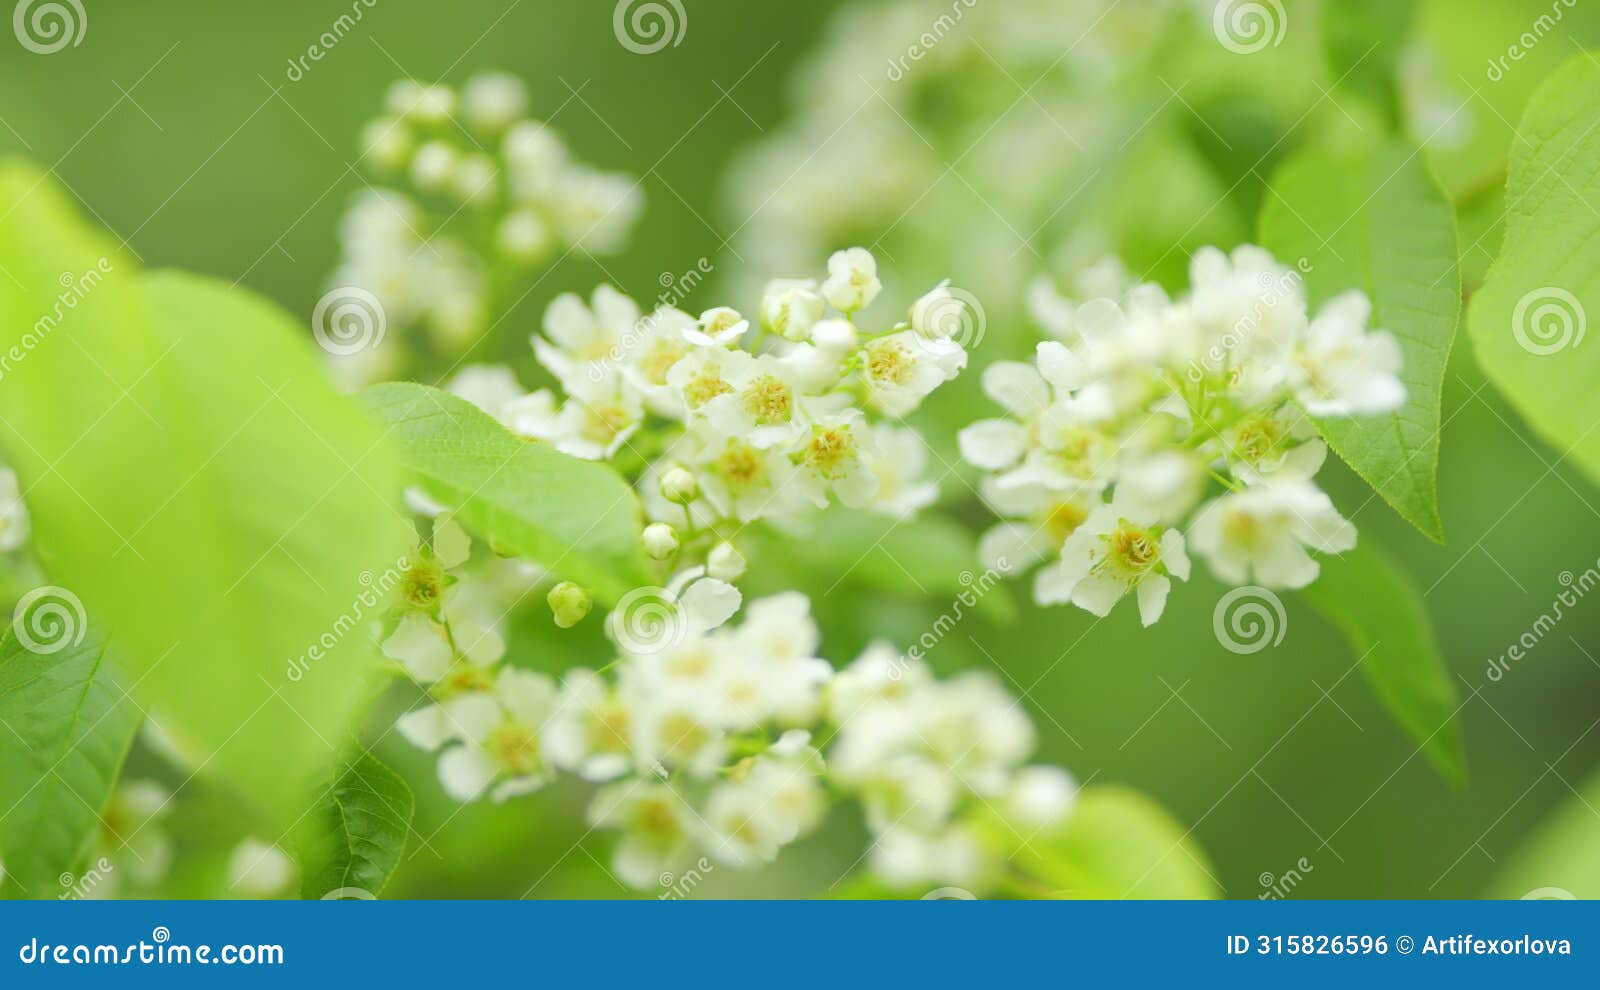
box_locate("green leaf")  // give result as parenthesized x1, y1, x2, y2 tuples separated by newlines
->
(298, 752, 414, 899)
(1468, 54, 1600, 487)
(1487, 763, 1600, 899)
(0, 624, 140, 899)
(1260, 141, 1460, 543)
(363, 381, 649, 604)
(1010, 786, 1219, 899)
(0, 160, 413, 827)
(1298, 540, 1466, 786)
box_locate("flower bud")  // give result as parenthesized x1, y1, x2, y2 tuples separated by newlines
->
(659, 467, 698, 504)
(810, 318, 859, 354)
(707, 541, 746, 582)
(410, 141, 459, 193)
(359, 118, 412, 173)
(497, 210, 551, 263)
(547, 581, 592, 628)
(761, 279, 826, 342)
(642, 523, 679, 560)
(821, 246, 881, 312)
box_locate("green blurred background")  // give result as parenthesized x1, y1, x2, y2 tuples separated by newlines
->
(5, 0, 1599, 898)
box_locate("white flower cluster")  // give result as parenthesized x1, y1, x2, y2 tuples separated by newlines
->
(0, 464, 28, 553)
(389, 532, 1077, 892)
(330, 72, 642, 377)
(447, 247, 966, 578)
(961, 246, 1405, 625)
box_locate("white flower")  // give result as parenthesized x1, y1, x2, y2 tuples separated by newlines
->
(409, 141, 458, 193)
(688, 307, 750, 347)
(761, 278, 827, 341)
(0, 466, 29, 552)
(862, 424, 939, 519)
(447, 364, 526, 426)
(616, 306, 697, 413)
(423, 668, 559, 802)
(544, 668, 633, 782)
(551, 168, 642, 255)
(587, 782, 695, 888)
(870, 825, 988, 890)
(227, 838, 295, 898)
(534, 285, 641, 387)
(1003, 766, 1077, 828)
(974, 476, 1094, 573)
(704, 755, 825, 868)
(514, 367, 644, 461)
(795, 410, 879, 508)
(701, 353, 804, 447)
(359, 117, 412, 172)
(732, 592, 834, 724)
(1293, 291, 1406, 416)
(828, 641, 929, 723)
(683, 422, 803, 523)
(1188, 480, 1357, 589)
(1034, 503, 1190, 625)
(386, 80, 455, 125)
(643, 522, 679, 560)
(665, 346, 755, 418)
(461, 71, 528, 133)
(821, 246, 882, 311)
(862, 330, 966, 417)
(908, 279, 965, 339)
(706, 541, 746, 582)
(497, 210, 551, 262)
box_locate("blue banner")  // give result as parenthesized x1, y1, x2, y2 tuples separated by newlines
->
(0, 900, 1591, 986)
